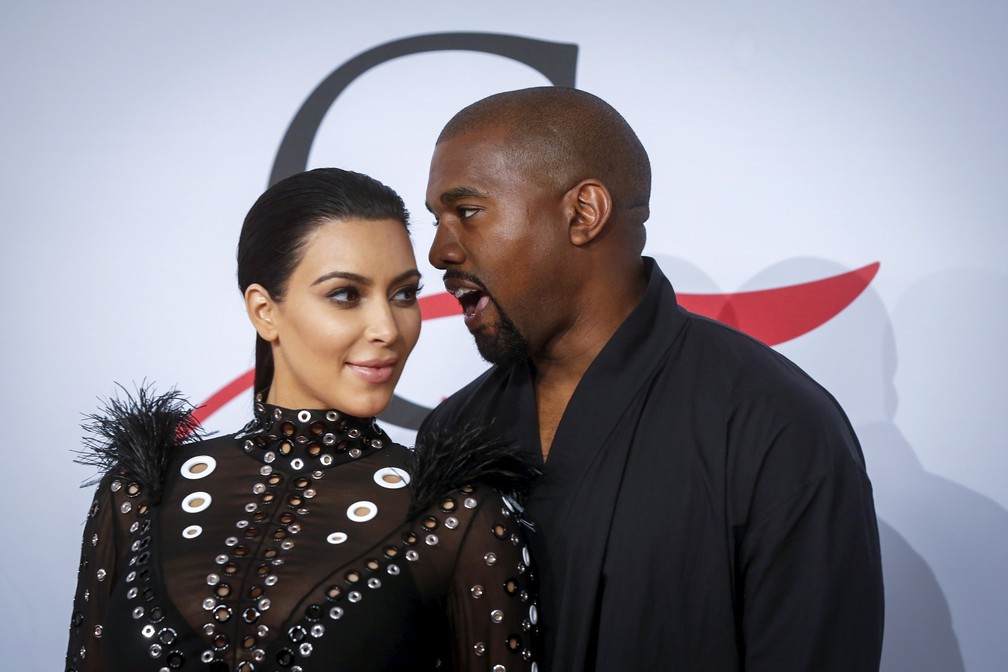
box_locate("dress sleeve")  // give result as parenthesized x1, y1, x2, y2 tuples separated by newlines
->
(65, 474, 125, 672)
(427, 484, 540, 672)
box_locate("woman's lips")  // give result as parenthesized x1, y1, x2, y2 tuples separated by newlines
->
(346, 360, 396, 384)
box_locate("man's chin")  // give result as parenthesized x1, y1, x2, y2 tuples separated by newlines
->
(474, 325, 528, 367)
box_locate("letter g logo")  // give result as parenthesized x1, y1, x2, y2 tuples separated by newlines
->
(269, 32, 579, 185)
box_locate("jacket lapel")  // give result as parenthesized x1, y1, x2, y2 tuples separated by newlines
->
(527, 259, 689, 669)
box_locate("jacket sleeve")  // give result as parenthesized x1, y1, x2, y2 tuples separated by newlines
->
(737, 412, 885, 671)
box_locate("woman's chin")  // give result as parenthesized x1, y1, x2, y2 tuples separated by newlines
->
(331, 390, 394, 419)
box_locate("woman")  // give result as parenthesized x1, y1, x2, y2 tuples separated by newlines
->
(66, 168, 540, 672)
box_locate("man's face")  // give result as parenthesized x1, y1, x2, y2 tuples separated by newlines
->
(425, 124, 569, 365)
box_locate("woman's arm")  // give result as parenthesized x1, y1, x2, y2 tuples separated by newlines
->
(65, 474, 122, 672)
(443, 487, 540, 671)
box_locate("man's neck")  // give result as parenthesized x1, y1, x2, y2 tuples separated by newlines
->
(530, 264, 649, 459)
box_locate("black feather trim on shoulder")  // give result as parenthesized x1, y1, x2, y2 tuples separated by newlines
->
(407, 425, 541, 519)
(74, 383, 204, 504)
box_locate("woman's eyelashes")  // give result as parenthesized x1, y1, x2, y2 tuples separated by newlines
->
(327, 286, 362, 307)
(392, 283, 422, 306)
(326, 283, 422, 308)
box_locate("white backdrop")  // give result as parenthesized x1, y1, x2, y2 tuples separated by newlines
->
(2, 2, 1006, 670)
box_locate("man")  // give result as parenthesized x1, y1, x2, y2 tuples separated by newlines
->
(420, 87, 884, 671)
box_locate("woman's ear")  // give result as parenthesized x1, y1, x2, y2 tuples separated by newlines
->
(244, 283, 279, 342)
(565, 179, 613, 247)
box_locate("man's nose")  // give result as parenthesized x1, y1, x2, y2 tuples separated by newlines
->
(428, 223, 465, 270)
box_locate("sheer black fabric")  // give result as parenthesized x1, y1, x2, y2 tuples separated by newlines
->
(66, 401, 539, 672)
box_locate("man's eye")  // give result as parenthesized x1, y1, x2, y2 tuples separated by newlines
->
(328, 287, 361, 305)
(458, 207, 479, 219)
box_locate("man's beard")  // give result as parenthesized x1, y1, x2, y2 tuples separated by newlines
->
(474, 303, 528, 367)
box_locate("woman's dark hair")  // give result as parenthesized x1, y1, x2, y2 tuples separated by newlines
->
(236, 167, 410, 396)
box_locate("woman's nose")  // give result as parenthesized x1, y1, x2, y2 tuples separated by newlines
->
(365, 300, 399, 344)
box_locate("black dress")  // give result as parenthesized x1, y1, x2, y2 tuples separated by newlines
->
(66, 393, 540, 672)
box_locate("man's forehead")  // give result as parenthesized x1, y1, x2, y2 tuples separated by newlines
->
(424, 163, 496, 213)
(440, 114, 514, 145)
(434, 123, 512, 162)
(429, 130, 519, 189)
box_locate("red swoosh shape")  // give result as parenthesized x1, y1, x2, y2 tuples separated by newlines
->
(419, 291, 462, 320)
(193, 369, 255, 425)
(678, 262, 880, 345)
(196, 262, 878, 422)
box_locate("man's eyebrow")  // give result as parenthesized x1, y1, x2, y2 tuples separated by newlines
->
(425, 186, 489, 213)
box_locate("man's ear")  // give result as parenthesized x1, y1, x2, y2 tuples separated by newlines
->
(565, 179, 613, 247)
(244, 283, 279, 342)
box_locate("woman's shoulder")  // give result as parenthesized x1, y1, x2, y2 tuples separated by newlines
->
(406, 425, 540, 520)
(74, 385, 204, 503)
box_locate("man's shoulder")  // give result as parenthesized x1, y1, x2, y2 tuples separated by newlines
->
(645, 312, 867, 489)
(675, 311, 847, 418)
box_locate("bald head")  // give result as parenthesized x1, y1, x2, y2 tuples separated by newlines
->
(437, 87, 651, 229)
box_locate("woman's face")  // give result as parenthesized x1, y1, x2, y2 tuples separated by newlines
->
(257, 217, 422, 417)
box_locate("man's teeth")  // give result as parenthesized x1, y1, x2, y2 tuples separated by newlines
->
(451, 287, 485, 318)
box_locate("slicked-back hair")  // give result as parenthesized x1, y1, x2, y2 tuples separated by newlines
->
(236, 168, 410, 396)
(438, 87, 651, 227)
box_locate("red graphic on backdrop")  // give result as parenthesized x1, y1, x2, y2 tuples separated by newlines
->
(679, 262, 879, 346)
(193, 262, 879, 424)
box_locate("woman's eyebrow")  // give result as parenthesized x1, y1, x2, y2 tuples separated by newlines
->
(312, 269, 421, 286)
(391, 269, 422, 284)
(311, 270, 369, 286)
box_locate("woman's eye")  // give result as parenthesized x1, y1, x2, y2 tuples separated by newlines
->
(393, 284, 422, 304)
(328, 287, 361, 305)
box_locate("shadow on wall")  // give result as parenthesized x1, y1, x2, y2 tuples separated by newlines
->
(739, 258, 1008, 672)
(881, 268, 1008, 672)
(876, 521, 963, 671)
(652, 255, 1008, 671)
(863, 411, 1008, 672)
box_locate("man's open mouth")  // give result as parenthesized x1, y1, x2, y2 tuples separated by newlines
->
(452, 287, 490, 318)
